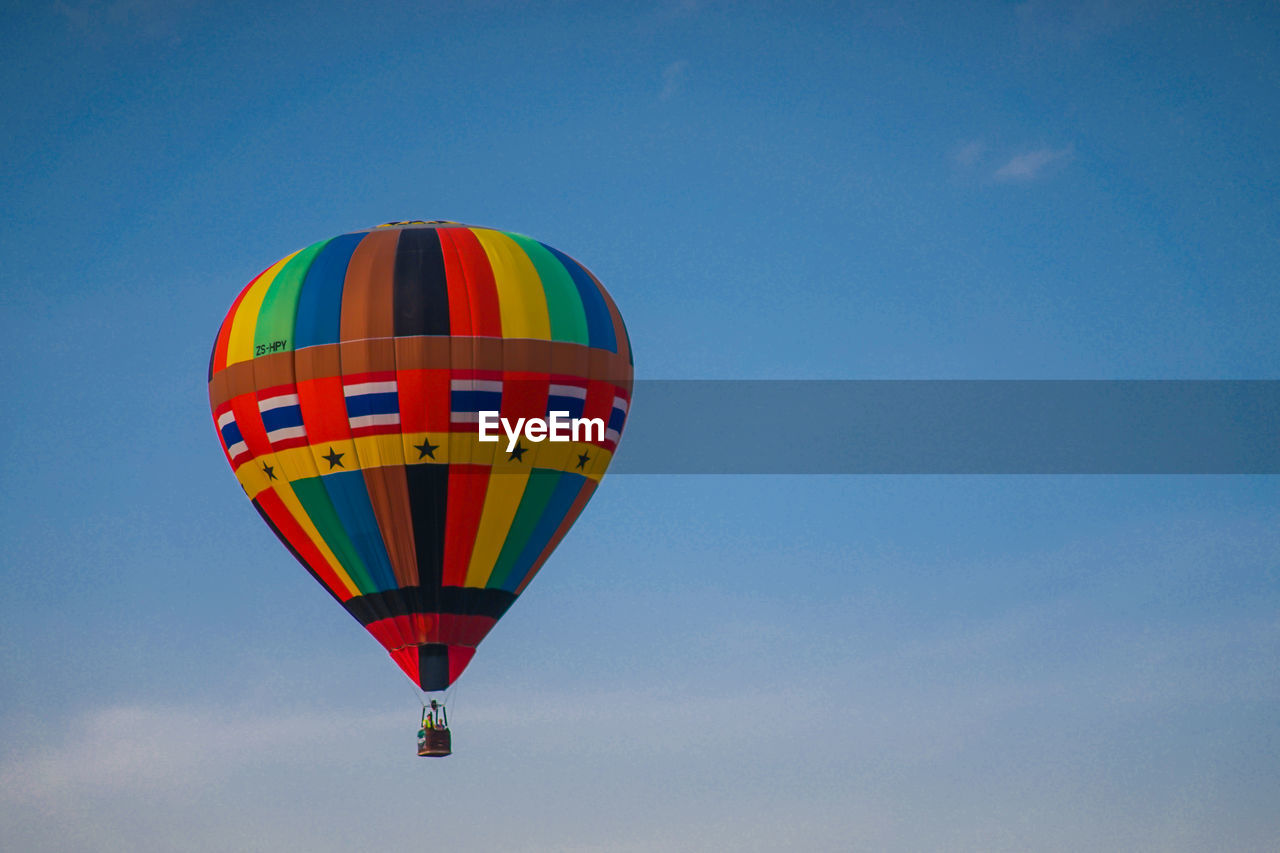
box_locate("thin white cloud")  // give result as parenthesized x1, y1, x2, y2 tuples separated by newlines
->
(659, 60, 689, 101)
(0, 704, 399, 802)
(3, 585, 1277, 852)
(952, 139, 987, 168)
(993, 145, 1073, 180)
(0, 690, 812, 806)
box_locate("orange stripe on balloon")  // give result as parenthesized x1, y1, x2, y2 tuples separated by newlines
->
(338, 227, 417, 654)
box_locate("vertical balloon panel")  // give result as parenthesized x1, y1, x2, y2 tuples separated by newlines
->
(209, 222, 632, 691)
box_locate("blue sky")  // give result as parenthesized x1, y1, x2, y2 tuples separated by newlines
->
(2, 1, 1278, 850)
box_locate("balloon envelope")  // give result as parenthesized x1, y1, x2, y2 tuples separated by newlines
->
(208, 221, 632, 690)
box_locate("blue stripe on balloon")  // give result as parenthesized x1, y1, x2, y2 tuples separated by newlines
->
(546, 395, 586, 419)
(345, 391, 399, 418)
(261, 404, 304, 432)
(543, 244, 617, 353)
(320, 469, 399, 592)
(498, 472, 586, 593)
(293, 232, 368, 350)
(451, 390, 502, 413)
(608, 407, 626, 433)
(220, 421, 243, 447)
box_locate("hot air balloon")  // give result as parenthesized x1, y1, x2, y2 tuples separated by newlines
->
(207, 221, 632, 755)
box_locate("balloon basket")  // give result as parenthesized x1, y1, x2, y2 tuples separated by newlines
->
(418, 728, 452, 757)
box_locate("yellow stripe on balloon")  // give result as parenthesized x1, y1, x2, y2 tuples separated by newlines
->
(225, 252, 300, 366)
(353, 432, 406, 470)
(306, 438, 357, 476)
(464, 465, 533, 587)
(235, 456, 272, 498)
(585, 446, 614, 480)
(237, 435, 611, 482)
(401, 432, 451, 466)
(274, 444, 322, 483)
(469, 229, 551, 340)
(535, 438, 574, 473)
(449, 431, 476, 467)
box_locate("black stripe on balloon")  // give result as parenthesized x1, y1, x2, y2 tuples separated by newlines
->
(405, 464, 448, 613)
(392, 227, 450, 336)
(251, 498, 343, 605)
(342, 587, 516, 625)
(418, 644, 451, 691)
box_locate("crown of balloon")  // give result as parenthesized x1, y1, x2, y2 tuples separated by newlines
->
(376, 220, 461, 228)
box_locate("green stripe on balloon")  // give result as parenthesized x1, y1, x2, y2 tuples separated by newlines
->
(486, 468, 564, 590)
(509, 233, 590, 345)
(255, 238, 329, 356)
(291, 476, 381, 595)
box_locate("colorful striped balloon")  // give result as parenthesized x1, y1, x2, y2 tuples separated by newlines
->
(208, 221, 632, 691)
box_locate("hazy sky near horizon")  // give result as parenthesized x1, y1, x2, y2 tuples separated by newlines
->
(2, 2, 1278, 851)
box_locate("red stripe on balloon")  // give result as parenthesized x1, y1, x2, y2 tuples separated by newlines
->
(442, 465, 490, 587)
(447, 228, 503, 337)
(255, 488, 356, 602)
